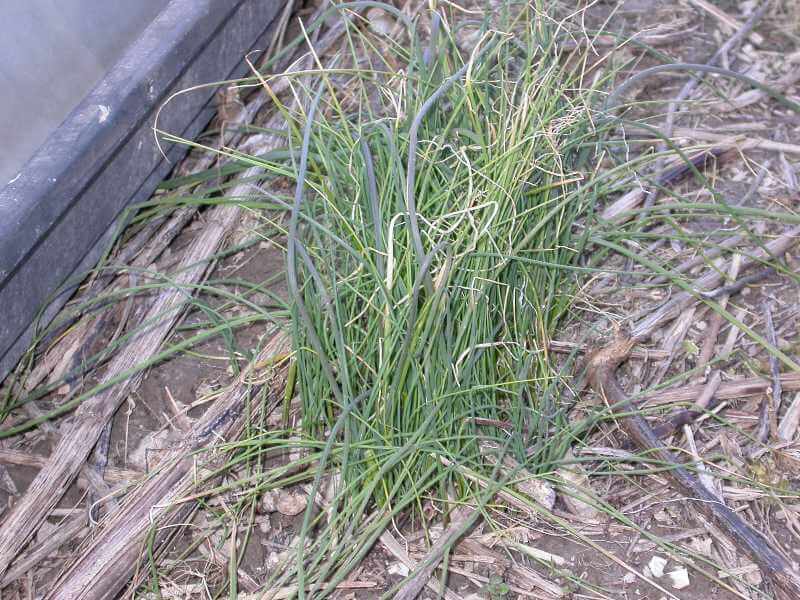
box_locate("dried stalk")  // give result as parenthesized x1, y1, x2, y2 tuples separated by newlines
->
(686, 0, 765, 46)
(380, 531, 461, 600)
(600, 147, 730, 224)
(719, 68, 800, 113)
(651, 370, 721, 439)
(667, 129, 800, 156)
(549, 340, 669, 360)
(644, 371, 800, 407)
(631, 227, 799, 341)
(627, 0, 769, 248)
(0, 132, 282, 578)
(662, 1, 770, 143)
(46, 332, 289, 600)
(0, 448, 144, 485)
(587, 339, 800, 599)
(37, 14, 346, 597)
(1, 513, 88, 586)
(650, 234, 743, 286)
(778, 392, 800, 441)
(756, 301, 781, 444)
(696, 254, 741, 368)
(586, 226, 800, 597)
(392, 506, 478, 600)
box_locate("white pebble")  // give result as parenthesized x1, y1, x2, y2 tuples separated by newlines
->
(648, 555, 668, 578)
(388, 562, 410, 577)
(667, 567, 690, 589)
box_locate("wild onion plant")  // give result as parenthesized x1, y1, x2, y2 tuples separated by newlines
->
(255, 3, 609, 517)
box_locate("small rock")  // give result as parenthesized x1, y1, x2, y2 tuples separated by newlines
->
(366, 8, 393, 37)
(648, 555, 667, 578)
(276, 490, 308, 516)
(667, 567, 690, 589)
(515, 477, 556, 511)
(261, 490, 278, 513)
(622, 572, 636, 584)
(388, 562, 409, 577)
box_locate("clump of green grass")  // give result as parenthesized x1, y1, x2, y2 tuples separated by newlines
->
(263, 2, 609, 514)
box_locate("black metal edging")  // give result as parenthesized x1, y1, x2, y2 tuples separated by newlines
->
(0, 0, 284, 380)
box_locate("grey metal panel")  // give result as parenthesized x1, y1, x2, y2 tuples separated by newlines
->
(0, 0, 284, 380)
(0, 0, 169, 183)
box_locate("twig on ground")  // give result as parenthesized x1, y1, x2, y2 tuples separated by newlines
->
(755, 301, 781, 445)
(644, 371, 800, 408)
(392, 506, 478, 600)
(458, 537, 565, 598)
(379, 531, 460, 600)
(662, 1, 771, 144)
(14, 384, 125, 516)
(697, 254, 741, 368)
(740, 161, 772, 206)
(46, 332, 289, 600)
(616, 2, 768, 275)
(1, 512, 88, 586)
(0, 448, 139, 484)
(683, 423, 721, 498)
(586, 221, 800, 597)
(699, 267, 774, 300)
(0, 141, 277, 578)
(631, 227, 799, 340)
(549, 340, 669, 360)
(652, 371, 722, 439)
(648, 306, 696, 387)
(600, 147, 731, 224)
(650, 234, 743, 286)
(667, 130, 800, 156)
(587, 339, 800, 599)
(720, 68, 800, 112)
(719, 306, 748, 357)
(686, 0, 765, 46)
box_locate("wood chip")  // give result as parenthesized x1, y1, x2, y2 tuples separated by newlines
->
(779, 392, 800, 441)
